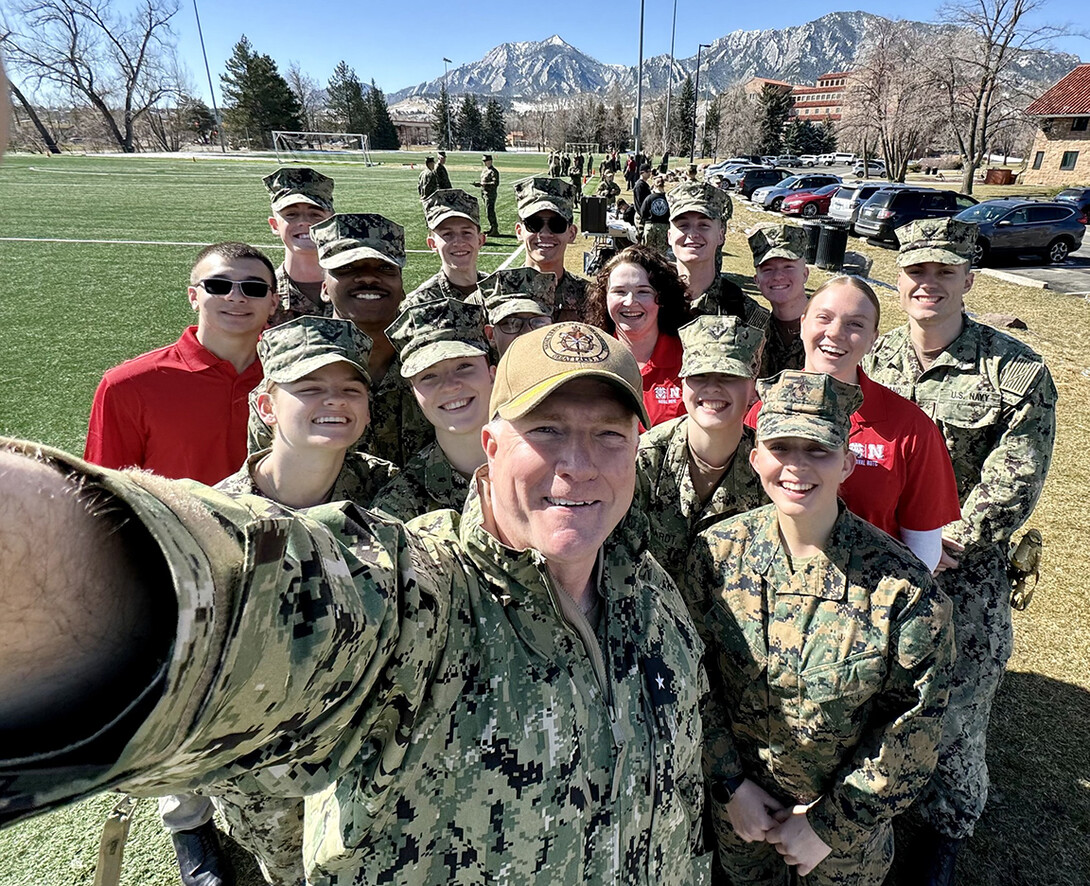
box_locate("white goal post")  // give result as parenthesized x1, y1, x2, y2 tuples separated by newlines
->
(271, 131, 373, 164)
(564, 142, 600, 154)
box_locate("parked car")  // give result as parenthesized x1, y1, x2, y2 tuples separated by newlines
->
(1054, 187, 1090, 219)
(703, 160, 747, 181)
(853, 160, 886, 176)
(750, 173, 842, 211)
(854, 187, 978, 243)
(828, 182, 907, 233)
(955, 199, 1085, 265)
(720, 164, 768, 188)
(798, 155, 820, 167)
(738, 167, 794, 199)
(773, 155, 802, 167)
(781, 182, 842, 218)
(823, 152, 857, 166)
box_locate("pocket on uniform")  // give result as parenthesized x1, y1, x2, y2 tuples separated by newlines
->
(800, 650, 886, 706)
(941, 398, 1001, 430)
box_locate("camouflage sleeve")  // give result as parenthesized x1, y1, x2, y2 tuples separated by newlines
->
(946, 364, 1057, 551)
(0, 442, 448, 819)
(808, 581, 954, 844)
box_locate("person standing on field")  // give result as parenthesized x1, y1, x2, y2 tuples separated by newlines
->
(435, 150, 452, 190)
(418, 156, 439, 201)
(472, 153, 500, 236)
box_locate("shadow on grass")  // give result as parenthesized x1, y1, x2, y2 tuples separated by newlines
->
(888, 670, 1090, 886)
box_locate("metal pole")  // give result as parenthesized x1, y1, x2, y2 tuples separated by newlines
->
(192, 0, 226, 153)
(663, 0, 677, 150)
(634, 0, 645, 157)
(442, 58, 453, 149)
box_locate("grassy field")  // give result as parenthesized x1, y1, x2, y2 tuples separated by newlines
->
(1, 153, 1089, 886)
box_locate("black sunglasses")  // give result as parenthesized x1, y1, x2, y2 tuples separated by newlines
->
(197, 277, 272, 298)
(523, 215, 569, 234)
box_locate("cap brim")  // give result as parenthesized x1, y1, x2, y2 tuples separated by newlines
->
(320, 245, 405, 270)
(755, 247, 804, 266)
(271, 195, 332, 213)
(679, 355, 754, 380)
(268, 354, 371, 386)
(401, 340, 490, 379)
(488, 299, 550, 323)
(669, 206, 715, 221)
(755, 414, 844, 449)
(496, 369, 650, 429)
(518, 198, 573, 223)
(897, 246, 969, 267)
(428, 209, 480, 229)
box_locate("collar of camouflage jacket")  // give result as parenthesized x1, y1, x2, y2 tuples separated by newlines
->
(744, 502, 855, 600)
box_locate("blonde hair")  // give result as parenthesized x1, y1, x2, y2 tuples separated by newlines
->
(806, 275, 880, 331)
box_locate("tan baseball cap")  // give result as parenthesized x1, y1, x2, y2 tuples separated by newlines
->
(490, 323, 650, 427)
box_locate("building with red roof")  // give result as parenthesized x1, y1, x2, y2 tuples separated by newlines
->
(1023, 64, 1090, 186)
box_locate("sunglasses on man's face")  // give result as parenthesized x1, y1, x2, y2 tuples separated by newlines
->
(523, 215, 569, 234)
(197, 277, 273, 298)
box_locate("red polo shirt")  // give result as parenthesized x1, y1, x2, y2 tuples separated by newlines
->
(745, 370, 961, 537)
(641, 333, 686, 428)
(84, 326, 264, 485)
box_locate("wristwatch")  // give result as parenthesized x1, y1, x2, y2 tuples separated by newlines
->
(709, 773, 747, 804)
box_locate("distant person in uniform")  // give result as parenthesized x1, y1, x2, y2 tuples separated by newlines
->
(471, 153, 501, 236)
(478, 267, 556, 357)
(263, 166, 335, 326)
(418, 156, 439, 201)
(596, 170, 621, 207)
(632, 165, 653, 225)
(434, 150, 452, 190)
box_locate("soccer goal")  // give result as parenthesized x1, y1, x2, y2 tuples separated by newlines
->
(272, 131, 374, 164)
(564, 142, 600, 154)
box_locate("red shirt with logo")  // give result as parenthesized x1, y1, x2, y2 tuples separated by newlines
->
(84, 326, 264, 485)
(745, 370, 961, 537)
(640, 333, 686, 428)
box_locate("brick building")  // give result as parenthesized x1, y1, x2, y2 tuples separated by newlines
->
(789, 72, 848, 122)
(1023, 64, 1090, 187)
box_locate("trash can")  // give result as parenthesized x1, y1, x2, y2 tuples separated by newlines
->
(801, 220, 822, 264)
(816, 220, 850, 271)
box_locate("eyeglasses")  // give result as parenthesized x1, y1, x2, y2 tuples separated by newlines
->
(196, 277, 272, 298)
(523, 215, 569, 234)
(495, 315, 552, 335)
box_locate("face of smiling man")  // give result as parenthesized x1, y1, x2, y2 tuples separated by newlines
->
(322, 258, 405, 334)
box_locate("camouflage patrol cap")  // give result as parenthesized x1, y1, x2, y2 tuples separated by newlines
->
(755, 370, 863, 449)
(386, 297, 490, 378)
(513, 176, 576, 223)
(424, 188, 481, 229)
(311, 213, 406, 270)
(678, 315, 765, 379)
(667, 181, 733, 222)
(895, 217, 978, 267)
(262, 166, 335, 213)
(483, 154, 493, 162)
(479, 267, 557, 324)
(490, 323, 650, 428)
(748, 223, 807, 266)
(258, 316, 372, 386)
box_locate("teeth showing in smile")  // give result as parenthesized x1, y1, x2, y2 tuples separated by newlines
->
(546, 497, 594, 507)
(700, 400, 728, 410)
(353, 292, 385, 300)
(781, 481, 815, 492)
(818, 344, 846, 357)
(313, 416, 349, 424)
(441, 398, 470, 411)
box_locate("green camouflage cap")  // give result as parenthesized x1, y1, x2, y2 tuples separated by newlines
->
(262, 166, 335, 213)
(666, 181, 733, 222)
(311, 213, 406, 270)
(490, 323, 650, 428)
(755, 370, 863, 449)
(480, 267, 557, 324)
(895, 217, 978, 266)
(258, 316, 372, 385)
(423, 188, 480, 229)
(678, 315, 765, 379)
(513, 176, 576, 223)
(386, 297, 490, 378)
(748, 223, 807, 266)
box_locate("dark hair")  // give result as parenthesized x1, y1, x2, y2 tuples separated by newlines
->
(806, 274, 881, 331)
(191, 242, 276, 284)
(586, 245, 691, 336)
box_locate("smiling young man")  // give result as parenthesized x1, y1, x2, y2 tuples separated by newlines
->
(667, 182, 770, 335)
(1, 322, 712, 885)
(862, 218, 1057, 884)
(407, 189, 487, 303)
(748, 223, 810, 377)
(262, 167, 335, 326)
(513, 176, 588, 322)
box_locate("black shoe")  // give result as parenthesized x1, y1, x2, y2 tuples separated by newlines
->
(170, 821, 232, 886)
(485, 229, 500, 237)
(919, 828, 961, 886)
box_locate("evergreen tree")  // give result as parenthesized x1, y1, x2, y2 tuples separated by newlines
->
(326, 61, 372, 135)
(671, 75, 696, 158)
(433, 84, 454, 149)
(608, 101, 630, 152)
(367, 79, 400, 149)
(220, 36, 302, 148)
(482, 98, 507, 151)
(756, 85, 793, 155)
(456, 95, 483, 150)
(701, 95, 721, 159)
(814, 120, 837, 154)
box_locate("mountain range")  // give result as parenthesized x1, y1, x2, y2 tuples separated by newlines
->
(388, 10, 1080, 104)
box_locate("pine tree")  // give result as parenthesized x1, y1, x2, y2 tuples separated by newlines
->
(757, 85, 793, 155)
(368, 80, 400, 149)
(701, 95, 721, 158)
(671, 76, 696, 158)
(456, 95, 483, 150)
(433, 84, 454, 149)
(326, 61, 372, 135)
(482, 98, 507, 151)
(220, 36, 302, 148)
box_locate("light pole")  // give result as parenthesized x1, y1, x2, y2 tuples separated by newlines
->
(690, 43, 710, 164)
(634, 0, 645, 157)
(663, 0, 678, 153)
(442, 57, 453, 149)
(192, 0, 226, 153)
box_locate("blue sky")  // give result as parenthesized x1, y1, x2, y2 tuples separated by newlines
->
(169, 1, 1088, 103)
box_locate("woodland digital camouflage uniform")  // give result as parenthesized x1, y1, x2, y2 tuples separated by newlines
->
(219, 450, 398, 505)
(269, 264, 334, 327)
(0, 440, 711, 886)
(685, 505, 954, 886)
(479, 266, 557, 323)
(863, 315, 1057, 839)
(418, 162, 439, 200)
(478, 155, 500, 233)
(747, 223, 809, 377)
(596, 175, 621, 206)
(434, 153, 452, 190)
(371, 440, 472, 522)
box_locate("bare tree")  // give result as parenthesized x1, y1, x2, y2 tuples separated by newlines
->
(841, 20, 943, 182)
(5, 76, 61, 152)
(286, 60, 322, 131)
(2, 0, 180, 153)
(930, 0, 1065, 193)
(714, 86, 761, 156)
